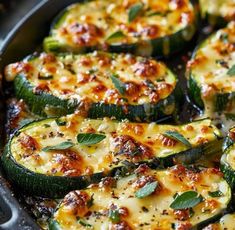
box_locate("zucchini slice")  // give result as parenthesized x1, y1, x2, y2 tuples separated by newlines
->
(221, 127, 235, 190)
(2, 114, 222, 198)
(187, 22, 235, 118)
(200, 0, 235, 27)
(203, 213, 235, 230)
(49, 165, 231, 230)
(43, 0, 198, 57)
(5, 52, 177, 121)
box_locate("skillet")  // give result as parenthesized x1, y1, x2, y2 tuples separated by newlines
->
(0, 0, 207, 228)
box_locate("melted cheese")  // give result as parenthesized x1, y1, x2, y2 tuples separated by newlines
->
(188, 22, 235, 118)
(53, 166, 230, 230)
(47, 0, 195, 50)
(11, 114, 220, 177)
(200, 0, 235, 21)
(5, 52, 176, 106)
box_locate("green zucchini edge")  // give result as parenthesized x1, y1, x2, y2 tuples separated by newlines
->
(1, 117, 223, 198)
(14, 74, 178, 122)
(43, 1, 199, 57)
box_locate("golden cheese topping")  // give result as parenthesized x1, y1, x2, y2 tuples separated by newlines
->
(188, 22, 235, 115)
(224, 127, 235, 170)
(52, 165, 230, 230)
(200, 0, 235, 21)
(203, 213, 235, 230)
(5, 52, 176, 106)
(47, 0, 195, 50)
(11, 114, 220, 177)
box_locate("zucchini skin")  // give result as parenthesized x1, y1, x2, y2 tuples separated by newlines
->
(44, 24, 197, 57)
(221, 133, 235, 190)
(187, 23, 235, 115)
(48, 166, 231, 230)
(1, 117, 222, 198)
(14, 75, 177, 122)
(202, 13, 227, 28)
(44, 0, 198, 57)
(14, 75, 77, 117)
(188, 75, 204, 110)
(1, 141, 104, 198)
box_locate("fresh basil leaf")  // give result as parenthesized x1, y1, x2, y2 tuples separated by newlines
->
(77, 217, 93, 228)
(77, 133, 106, 145)
(42, 141, 75, 152)
(170, 191, 203, 210)
(106, 31, 125, 41)
(164, 131, 192, 148)
(135, 181, 158, 199)
(110, 74, 126, 95)
(208, 190, 223, 197)
(108, 209, 120, 223)
(227, 64, 235, 76)
(128, 3, 143, 23)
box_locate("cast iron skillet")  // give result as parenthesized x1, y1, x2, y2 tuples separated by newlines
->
(0, 1, 83, 229)
(0, 0, 204, 229)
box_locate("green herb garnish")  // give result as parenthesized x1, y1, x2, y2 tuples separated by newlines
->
(170, 191, 203, 210)
(42, 141, 75, 152)
(164, 131, 192, 148)
(108, 209, 120, 223)
(77, 133, 106, 145)
(135, 181, 158, 199)
(227, 64, 235, 76)
(106, 31, 126, 41)
(128, 3, 143, 22)
(77, 217, 93, 228)
(55, 118, 67, 126)
(110, 74, 126, 95)
(208, 190, 223, 197)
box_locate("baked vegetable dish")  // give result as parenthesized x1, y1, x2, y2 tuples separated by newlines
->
(1, 0, 235, 229)
(187, 22, 235, 118)
(2, 115, 221, 197)
(50, 165, 231, 229)
(5, 52, 178, 121)
(44, 0, 198, 57)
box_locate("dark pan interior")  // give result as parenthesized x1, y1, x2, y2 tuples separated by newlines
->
(0, 1, 82, 229)
(0, 0, 210, 228)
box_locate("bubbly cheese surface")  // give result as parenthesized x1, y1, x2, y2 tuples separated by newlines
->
(200, 0, 235, 21)
(5, 52, 176, 105)
(188, 22, 235, 116)
(49, 0, 195, 48)
(10, 114, 220, 177)
(52, 166, 230, 230)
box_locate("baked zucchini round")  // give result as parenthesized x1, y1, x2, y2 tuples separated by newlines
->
(187, 22, 235, 118)
(200, 0, 235, 27)
(43, 0, 198, 57)
(2, 114, 222, 197)
(221, 127, 235, 190)
(203, 213, 235, 230)
(5, 52, 178, 122)
(49, 165, 231, 229)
